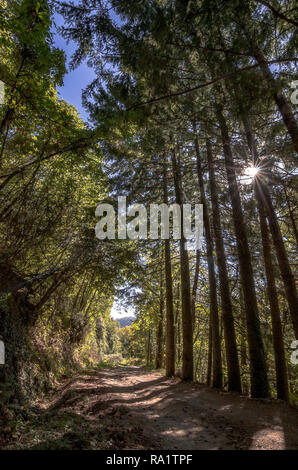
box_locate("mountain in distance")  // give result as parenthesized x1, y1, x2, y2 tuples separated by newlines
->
(116, 316, 135, 328)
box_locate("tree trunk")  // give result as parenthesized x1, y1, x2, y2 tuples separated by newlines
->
(206, 315, 212, 386)
(155, 303, 164, 369)
(239, 287, 249, 394)
(283, 184, 298, 246)
(175, 282, 181, 368)
(257, 196, 289, 401)
(205, 136, 242, 393)
(191, 249, 200, 331)
(216, 105, 270, 398)
(242, 23, 298, 152)
(194, 132, 222, 389)
(163, 157, 175, 376)
(146, 329, 151, 367)
(171, 148, 193, 380)
(241, 114, 298, 339)
(239, 287, 248, 368)
(156, 264, 164, 369)
(259, 182, 298, 339)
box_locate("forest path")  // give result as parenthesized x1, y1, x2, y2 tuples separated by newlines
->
(9, 366, 298, 450)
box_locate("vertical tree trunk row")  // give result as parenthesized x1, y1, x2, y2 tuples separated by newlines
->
(194, 131, 222, 388)
(241, 114, 298, 339)
(163, 156, 176, 376)
(257, 197, 289, 401)
(171, 147, 193, 380)
(216, 104, 270, 398)
(205, 136, 242, 393)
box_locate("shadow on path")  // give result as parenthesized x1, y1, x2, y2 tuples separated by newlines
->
(8, 366, 298, 450)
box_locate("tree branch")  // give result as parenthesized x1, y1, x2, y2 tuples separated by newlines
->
(255, 0, 298, 27)
(126, 58, 297, 110)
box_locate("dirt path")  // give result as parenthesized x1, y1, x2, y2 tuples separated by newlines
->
(8, 366, 298, 450)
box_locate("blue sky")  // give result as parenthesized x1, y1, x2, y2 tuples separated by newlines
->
(52, 12, 95, 122)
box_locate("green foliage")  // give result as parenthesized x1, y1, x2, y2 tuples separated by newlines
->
(0, 0, 137, 405)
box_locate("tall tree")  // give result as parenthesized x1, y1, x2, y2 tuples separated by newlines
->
(240, 20, 298, 152)
(205, 136, 242, 392)
(215, 102, 270, 398)
(194, 129, 222, 389)
(257, 198, 289, 401)
(163, 157, 176, 376)
(171, 147, 193, 381)
(156, 258, 164, 369)
(241, 114, 298, 339)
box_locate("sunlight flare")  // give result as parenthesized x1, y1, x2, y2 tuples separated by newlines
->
(241, 165, 260, 184)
